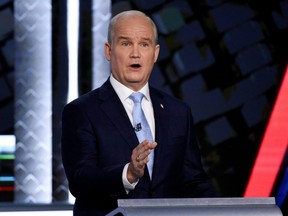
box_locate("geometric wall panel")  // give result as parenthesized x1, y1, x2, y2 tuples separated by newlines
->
(153, 7, 185, 34)
(131, 0, 166, 11)
(177, 21, 205, 45)
(272, 2, 288, 30)
(235, 44, 273, 75)
(209, 2, 254, 33)
(0, 8, 13, 37)
(0, 0, 286, 214)
(222, 21, 265, 54)
(14, 0, 52, 203)
(182, 65, 277, 123)
(205, 116, 235, 145)
(173, 44, 215, 76)
(241, 96, 268, 128)
(92, 0, 111, 88)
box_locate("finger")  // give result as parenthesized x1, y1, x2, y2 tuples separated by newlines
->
(143, 142, 157, 157)
(136, 155, 140, 162)
(148, 141, 157, 149)
(127, 162, 144, 182)
(135, 153, 148, 164)
(135, 141, 150, 159)
(136, 162, 145, 169)
(132, 140, 153, 168)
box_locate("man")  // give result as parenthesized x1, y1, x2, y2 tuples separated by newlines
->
(61, 10, 218, 216)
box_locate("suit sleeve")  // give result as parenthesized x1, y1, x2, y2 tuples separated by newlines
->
(182, 106, 219, 197)
(61, 102, 127, 201)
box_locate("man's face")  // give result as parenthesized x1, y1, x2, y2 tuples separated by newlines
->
(105, 15, 160, 91)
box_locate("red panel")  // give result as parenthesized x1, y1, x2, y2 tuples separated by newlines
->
(244, 66, 288, 197)
(0, 186, 14, 192)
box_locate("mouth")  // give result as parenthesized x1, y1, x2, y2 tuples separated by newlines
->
(130, 64, 141, 69)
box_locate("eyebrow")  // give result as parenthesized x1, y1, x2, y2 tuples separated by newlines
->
(117, 36, 154, 44)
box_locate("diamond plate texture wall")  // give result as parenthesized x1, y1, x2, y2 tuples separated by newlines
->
(92, 0, 111, 88)
(14, 0, 52, 202)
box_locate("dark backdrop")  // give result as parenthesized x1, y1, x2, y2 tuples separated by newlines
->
(0, 0, 287, 214)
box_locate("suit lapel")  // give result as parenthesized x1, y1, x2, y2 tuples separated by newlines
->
(97, 81, 170, 184)
(98, 80, 139, 150)
(149, 89, 170, 185)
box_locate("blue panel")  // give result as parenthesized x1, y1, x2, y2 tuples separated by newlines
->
(182, 74, 206, 97)
(0, 0, 11, 7)
(0, 77, 12, 101)
(173, 43, 215, 76)
(182, 78, 227, 123)
(235, 44, 273, 75)
(0, 103, 13, 132)
(223, 21, 265, 54)
(112, 2, 132, 14)
(152, 8, 185, 34)
(182, 65, 277, 123)
(131, 0, 166, 10)
(157, 37, 170, 61)
(2, 40, 14, 67)
(205, 117, 235, 145)
(227, 65, 277, 108)
(150, 63, 173, 96)
(0, 9, 13, 37)
(276, 166, 288, 206)
(272, 2, 288, 30)
(209, 3, 254, 32)
(164, 0, 193, 17)
(177, 21, 206, 44)
(204, 0, 225, 7)
(241, 96, 268, 127)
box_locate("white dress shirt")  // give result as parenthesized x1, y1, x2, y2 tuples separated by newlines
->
(110, 75, 155, 192)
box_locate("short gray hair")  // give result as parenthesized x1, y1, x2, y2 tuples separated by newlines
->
(107, 10, 158, 45)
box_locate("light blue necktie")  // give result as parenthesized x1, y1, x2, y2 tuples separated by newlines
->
(129, 92, 154, 179)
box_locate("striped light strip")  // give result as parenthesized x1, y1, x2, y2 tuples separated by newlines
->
(0, 211, 72, 216)
(244, 65, 288, 197)
(67, 0, 79, 204)
(0, 154, 15, 160)
(67, 0, 79, 103)
(0, 135, 15, 153)
(0, 176, 15, 182)
(0, 186, 14, 192)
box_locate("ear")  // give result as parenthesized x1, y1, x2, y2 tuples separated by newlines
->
(104, 42, 111, 61)
(154, 44, 160, 63)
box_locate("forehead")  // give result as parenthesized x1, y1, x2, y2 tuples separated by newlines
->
(114, 16, 155, 40)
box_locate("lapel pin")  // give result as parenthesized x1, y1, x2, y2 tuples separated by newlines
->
(160, 104, 164, 109)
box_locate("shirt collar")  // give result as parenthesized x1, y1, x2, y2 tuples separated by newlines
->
(110, 74, 151, 102)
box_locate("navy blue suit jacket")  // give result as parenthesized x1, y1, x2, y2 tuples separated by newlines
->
(61, 79, 217, 216)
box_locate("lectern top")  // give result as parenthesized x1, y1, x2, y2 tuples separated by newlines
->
(118, 197, 276, 208)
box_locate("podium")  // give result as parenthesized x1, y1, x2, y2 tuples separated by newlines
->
(107, 197, 283, 216)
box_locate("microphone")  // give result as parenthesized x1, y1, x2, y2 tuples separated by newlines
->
(134, 123, 142, 132)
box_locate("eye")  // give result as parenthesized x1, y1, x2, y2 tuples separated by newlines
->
(141, 43, 149, 47)
(121, 42, 130, 46)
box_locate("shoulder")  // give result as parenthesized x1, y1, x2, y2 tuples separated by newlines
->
(65, 89, 99, 108)
(149, 86, 192, 118)
(64, 79, 114, 111)
(150, 86, 190, 109)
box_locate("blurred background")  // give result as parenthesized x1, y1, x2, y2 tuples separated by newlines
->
(0, 0, 287, 215)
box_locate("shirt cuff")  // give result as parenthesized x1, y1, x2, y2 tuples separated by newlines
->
(122, 163, 139, 194)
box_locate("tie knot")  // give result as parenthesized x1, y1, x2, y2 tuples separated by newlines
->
(129, 92, 144, 103)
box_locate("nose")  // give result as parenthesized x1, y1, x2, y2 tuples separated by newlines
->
(130, 44, 140, 58)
